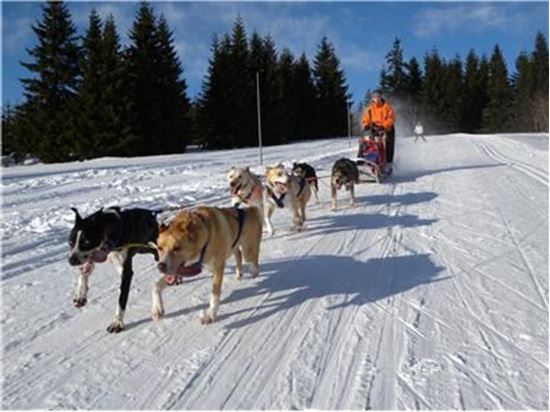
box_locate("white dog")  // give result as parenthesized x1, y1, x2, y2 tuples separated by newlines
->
(227, 166, 264, 211)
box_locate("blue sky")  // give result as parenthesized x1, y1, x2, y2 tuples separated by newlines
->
(2, 1, 548, 109)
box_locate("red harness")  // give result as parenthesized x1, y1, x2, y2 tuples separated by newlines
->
(238, 184, 262, 204)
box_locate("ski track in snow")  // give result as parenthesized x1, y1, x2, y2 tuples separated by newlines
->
(1, 134, 548, 409)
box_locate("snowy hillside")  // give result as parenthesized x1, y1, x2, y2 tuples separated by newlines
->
(2, 133, 548, 409)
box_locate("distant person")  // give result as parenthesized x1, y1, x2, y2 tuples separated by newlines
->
(362, 90, 396, 173)
(414, 121, 426, 142)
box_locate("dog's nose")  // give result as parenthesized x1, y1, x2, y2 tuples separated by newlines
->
(157, 262, 167, 273)
(68, 255, 80, 266)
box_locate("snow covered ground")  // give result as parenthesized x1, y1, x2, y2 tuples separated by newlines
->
(1, 133, 548, 409)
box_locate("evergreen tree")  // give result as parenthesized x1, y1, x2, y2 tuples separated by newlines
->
(19, 1, 81, 162)
(461, 49, 486, 132)
(403, 57, 423, 128)
(124, 1, 163, 155)
(404, 57, 423, 102)
(2, 105, 17, 158)
(511, 51, 534, 131)
(382, 37, 407, 98)
(421, 48, 446, 132)
(531, 31, 549, 94)
(312, 37, 349, 138)
(276, 47, 296, 141)
(482, 45, 512, 132)
(531, 32, 549, 131)
(74, 9, 106, 159)
(99, 13, 134, 155)
(441, 55, 463, 131)
(229, 16, 255, 147)
(292, 53, 318, 139)
(249, 33, 281, 145)
(155, 14, 191, 153)
(198, 35, 234, 149)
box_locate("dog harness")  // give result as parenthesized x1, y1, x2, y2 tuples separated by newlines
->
(296, 177, 307, 197)
(104, 208, 124, 250)
(238, 184, 261, 204)
(231, 207, 245, 248)
(266, 186, 286, 208)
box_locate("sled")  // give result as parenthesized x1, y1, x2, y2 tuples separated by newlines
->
(353, 128, 388, 183)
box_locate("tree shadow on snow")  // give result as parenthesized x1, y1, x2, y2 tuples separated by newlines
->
(221, 253, 448, 329)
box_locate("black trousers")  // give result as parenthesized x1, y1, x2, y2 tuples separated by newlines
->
(385, 127, 395, 163)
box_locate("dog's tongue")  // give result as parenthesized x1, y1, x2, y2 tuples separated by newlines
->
(275, 181, 287, 193)
(80, 261, 93, 274)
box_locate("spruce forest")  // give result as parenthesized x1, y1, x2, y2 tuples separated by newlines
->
(2, 1, 548, 163)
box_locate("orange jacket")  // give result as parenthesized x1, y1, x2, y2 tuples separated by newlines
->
(362, 101, 395, 130)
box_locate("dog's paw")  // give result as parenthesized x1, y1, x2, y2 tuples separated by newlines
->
(199, 310, 216, 324)
(73, 297, 87, 308)
(151, 307, 165, 321)
(106, 320, 125, 333)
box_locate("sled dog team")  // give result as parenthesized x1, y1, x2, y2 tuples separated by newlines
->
(68, 158, 361, 333)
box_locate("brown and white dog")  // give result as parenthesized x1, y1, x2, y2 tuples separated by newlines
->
(264, 163, 311, 236)
(227, 166, 264, 211)
(153, 206, 262, 324)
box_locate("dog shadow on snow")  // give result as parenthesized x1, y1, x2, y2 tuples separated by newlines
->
(220, 253, 448, 329)
(299, 210, 438, 240)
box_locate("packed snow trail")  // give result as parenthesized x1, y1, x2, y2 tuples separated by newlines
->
(2, 134, 548, 409)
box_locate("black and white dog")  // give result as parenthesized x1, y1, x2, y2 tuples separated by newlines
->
(68, 207, 159, 333)
(291, 162, 319, 203)
(330, 158, 359, 211)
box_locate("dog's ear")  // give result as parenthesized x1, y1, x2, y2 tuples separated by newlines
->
(159, 222, 170, 234)
(276, 162, 284, 168)
(71, 207, 82, 225)
(265, 166, 272, 173)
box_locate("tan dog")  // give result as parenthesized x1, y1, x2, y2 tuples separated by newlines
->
(264, 163, 311, 236)
(152, 206, 262, 324)
(227, 166, 264, 211)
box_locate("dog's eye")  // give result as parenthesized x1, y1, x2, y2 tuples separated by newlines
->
(157, 246, 164, 252)
(173, 245, 181, 251)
